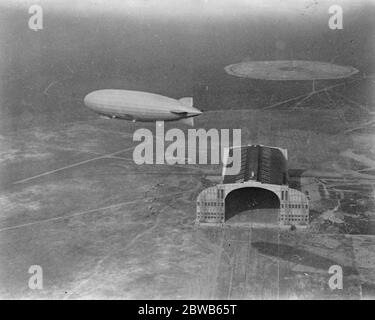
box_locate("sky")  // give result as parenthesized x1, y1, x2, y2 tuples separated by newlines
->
(1, 0, 373, 18)
(0, 0, 374, 128)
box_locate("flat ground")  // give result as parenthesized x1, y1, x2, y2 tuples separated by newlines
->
(1, 75, 375, 299)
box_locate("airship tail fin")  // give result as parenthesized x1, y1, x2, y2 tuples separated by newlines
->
(179, 97, 193, 107)
(177, 117, 195, 127)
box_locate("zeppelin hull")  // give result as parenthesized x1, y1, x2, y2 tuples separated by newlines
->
(83, 89, 201, 122)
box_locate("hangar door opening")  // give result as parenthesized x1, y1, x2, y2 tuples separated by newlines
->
(224, 187, 280, 224)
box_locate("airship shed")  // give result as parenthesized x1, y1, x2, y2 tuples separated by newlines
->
(196, 145, 309, 226)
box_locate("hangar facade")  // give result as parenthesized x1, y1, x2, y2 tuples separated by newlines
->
(196, 145, 309, 226)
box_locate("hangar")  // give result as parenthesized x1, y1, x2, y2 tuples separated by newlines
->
(196, 145, 309, 226)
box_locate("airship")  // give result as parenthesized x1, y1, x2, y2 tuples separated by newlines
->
(83, 89, 203, 126)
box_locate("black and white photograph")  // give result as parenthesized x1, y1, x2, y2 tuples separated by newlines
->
(0, 0, 375, 302)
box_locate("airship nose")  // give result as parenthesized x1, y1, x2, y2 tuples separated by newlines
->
(83, 92, 95, 108)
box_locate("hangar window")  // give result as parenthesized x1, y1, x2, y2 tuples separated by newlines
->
(217, 189, 221, 199)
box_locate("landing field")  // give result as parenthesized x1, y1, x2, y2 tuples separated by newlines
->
(1, 76, 375, 298)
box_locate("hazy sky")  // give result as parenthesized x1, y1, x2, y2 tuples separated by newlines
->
(0, 0, 374, 125)
(2, 0, 373, 17)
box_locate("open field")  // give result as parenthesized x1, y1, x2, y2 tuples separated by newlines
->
(1, 81, 375, 299)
